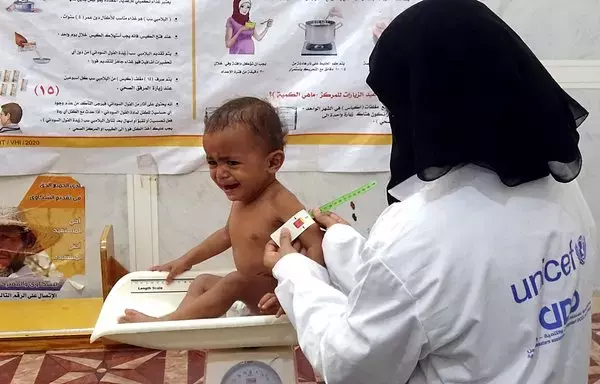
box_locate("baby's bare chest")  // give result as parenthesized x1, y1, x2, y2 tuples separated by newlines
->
(228, 205, 282, 252)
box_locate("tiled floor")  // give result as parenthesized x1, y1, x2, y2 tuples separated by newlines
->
(0, 346, 322, 384)
(589, 313, 600, 383)
(3, 311, 600, 384)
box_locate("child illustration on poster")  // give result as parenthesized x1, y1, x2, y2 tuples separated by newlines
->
(0, 102, 23, 134)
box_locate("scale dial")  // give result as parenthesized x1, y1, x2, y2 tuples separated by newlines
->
(220, 360, 283, 384)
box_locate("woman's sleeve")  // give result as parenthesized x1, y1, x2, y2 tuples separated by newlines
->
(321, 224, 367, 294)
(272, 251, 428, 384)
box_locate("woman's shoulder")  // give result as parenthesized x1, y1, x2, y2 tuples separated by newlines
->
(226, 17, 239, 27)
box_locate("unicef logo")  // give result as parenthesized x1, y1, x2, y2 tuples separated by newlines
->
(575, 235, 586, 265)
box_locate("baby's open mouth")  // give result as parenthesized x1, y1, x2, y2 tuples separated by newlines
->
(222, 183, 240, 191)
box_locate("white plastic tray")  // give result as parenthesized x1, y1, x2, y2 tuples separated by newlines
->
(90, 270, 298, 350)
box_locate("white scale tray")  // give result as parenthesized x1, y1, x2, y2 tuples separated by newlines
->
(91, 270, 298, 350)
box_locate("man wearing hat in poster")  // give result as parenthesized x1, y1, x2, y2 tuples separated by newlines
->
(0, 207, 62, 281)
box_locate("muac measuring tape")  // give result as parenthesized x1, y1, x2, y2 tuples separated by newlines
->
(311, 180, 377, 217)
(270, 181, 377, 246)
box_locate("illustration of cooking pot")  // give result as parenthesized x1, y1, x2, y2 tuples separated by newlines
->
(298, 20, 343, 45)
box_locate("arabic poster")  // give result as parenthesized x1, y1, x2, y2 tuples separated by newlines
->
(195, 0, 409, 135)
(0, 175, 86, 301)
(0, 0, 416, 174)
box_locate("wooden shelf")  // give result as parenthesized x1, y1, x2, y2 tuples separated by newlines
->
(0, 333, 130, 353)
(0, 297, 102, 335)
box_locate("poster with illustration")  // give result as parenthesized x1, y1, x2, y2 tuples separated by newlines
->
(196, 0, 404, 137)
(0, 175, 86, 301)
(0, 0, 413, 174)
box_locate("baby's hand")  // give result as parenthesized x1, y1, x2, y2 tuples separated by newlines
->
(149, 257, 191, 283)
(259, 292, 285, 318)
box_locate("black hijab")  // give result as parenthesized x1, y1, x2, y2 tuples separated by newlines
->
(367, 0, 589, 205)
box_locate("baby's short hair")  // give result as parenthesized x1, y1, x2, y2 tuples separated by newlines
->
(204, 97, 288, 151)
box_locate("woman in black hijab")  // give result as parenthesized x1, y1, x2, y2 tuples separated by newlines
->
(263, 0, 595, 383)
(368, 0, 588, 204)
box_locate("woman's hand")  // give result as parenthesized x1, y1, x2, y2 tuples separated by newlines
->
(263, 228, 304, 270)
(311, 209, 350, 229)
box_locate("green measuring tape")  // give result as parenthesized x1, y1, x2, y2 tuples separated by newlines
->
(310, 181, 377, 217)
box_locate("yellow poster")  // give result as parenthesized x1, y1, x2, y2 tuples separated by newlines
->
(0, 176, 85, 300)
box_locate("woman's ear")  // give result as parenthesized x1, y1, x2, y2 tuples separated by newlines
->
(266, 150, 285, 174)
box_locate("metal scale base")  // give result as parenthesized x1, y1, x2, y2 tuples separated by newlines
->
(205, 347, 297, 384)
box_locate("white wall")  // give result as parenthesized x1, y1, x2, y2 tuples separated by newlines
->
(1, 0, 599, 295)
(570, 89, 600, 240)
(485, 0, 600, 60)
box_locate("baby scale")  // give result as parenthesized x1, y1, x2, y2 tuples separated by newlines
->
(92, 270, 298, 383)
(92, 182, 377, 383)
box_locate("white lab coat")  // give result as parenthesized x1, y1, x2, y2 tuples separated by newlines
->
(273, 164, 596, 384)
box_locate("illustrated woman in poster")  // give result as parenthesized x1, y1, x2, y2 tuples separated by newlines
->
(225, 0, 273, 55)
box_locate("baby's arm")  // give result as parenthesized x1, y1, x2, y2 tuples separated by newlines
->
(182, 225, 232, 266)
(273, 191, 325, 267)
(259, 191, 325, 316)
(153, 217, 231, 276)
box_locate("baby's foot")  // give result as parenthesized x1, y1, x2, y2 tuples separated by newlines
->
(118, 309, 158, 323)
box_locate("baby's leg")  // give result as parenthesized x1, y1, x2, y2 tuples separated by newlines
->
(178, 274, 222, 309)
(154, 273, 277, 320)
(119, 274, 223, 323)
